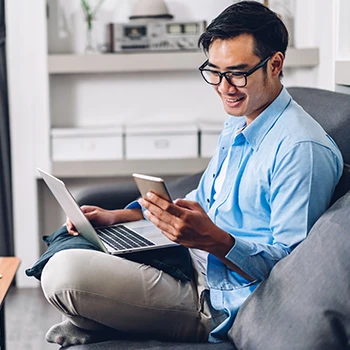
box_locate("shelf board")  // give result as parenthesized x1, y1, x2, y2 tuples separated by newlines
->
(51, 158, 210, 178)
(48, 48, 319, 74)
(48, 51, 206, 74)
(335, 60, 350, 86)
(284, 47, 319, 68)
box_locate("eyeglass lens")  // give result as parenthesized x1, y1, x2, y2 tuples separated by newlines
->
(201, 71, 246, 87)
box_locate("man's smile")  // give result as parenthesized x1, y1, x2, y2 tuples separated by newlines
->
(222, 94, 246, 108)
(226, 95, 245, 103)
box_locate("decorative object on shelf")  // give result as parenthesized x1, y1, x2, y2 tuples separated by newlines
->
(108, 20, 206, 53)
(81, 0, 106, 53)
(129, 0, 173, 21)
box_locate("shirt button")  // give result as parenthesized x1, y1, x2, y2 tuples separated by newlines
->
(207, 198, 210, 203)
(212, 173, 215, 178)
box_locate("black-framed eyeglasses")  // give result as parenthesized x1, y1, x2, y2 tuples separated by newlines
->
(198, 56, 271, 88)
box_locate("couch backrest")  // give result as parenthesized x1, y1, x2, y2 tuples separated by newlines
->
(287, 87, 350, 164)
(288, 87, 350, 202)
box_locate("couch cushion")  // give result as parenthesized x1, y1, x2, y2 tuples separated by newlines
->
(288, 87, 350, 164)
(229, 190, 350, 350)
(167, 172, 203, 199)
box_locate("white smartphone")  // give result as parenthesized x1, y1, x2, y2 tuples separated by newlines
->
(132, 173, 172, 202)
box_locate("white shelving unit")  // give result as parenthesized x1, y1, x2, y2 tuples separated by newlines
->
(47, 48, 320, 179)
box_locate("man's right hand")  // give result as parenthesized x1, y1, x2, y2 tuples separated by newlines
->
(66, 206, 144, 236)
(66, 205, 119, 236)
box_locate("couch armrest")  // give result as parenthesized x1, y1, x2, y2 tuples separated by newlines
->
(76, 182, 140, 210)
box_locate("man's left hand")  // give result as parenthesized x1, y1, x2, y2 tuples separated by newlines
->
(138, 193, 234, 256)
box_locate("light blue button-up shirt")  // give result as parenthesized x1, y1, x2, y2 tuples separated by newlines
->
(127, 87, 343, 342)
(185, 87, 343, 341)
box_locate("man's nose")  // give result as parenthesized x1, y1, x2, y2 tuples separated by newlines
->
(217, 77, 238, 94)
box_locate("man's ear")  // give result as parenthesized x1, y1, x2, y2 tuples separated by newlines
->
(270, 52, 284, 77)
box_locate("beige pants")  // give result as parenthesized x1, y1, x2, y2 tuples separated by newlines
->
(41, 249, 226, 342)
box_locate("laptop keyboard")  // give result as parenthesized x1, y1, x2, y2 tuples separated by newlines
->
(96, 225, 155, 251)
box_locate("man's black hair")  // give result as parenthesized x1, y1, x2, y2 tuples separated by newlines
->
(198, 1, 289, 75)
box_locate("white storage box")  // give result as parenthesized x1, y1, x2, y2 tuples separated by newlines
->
(125, 123, 198, 160)
(198, 122, 223, 158)
(51, 127, 123, 161)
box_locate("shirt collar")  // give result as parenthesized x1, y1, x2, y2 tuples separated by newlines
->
(242, 87, 292, 151)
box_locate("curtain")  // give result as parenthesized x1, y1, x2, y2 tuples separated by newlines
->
(0, 0, 14, 256)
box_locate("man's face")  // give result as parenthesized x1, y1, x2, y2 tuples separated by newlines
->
(207, 34, 280, 123)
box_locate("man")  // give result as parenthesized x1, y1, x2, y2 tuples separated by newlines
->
(42, 1, 343, 347)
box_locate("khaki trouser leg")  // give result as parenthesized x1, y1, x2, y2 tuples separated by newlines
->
(41, 249, 224, 342)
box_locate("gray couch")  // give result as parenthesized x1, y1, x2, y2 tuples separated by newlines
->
(68, 87, 350, 349)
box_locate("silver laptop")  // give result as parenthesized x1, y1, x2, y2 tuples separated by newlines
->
(37, 168, 177, 255)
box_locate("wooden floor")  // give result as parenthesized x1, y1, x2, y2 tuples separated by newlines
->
(5, 286, 61, 350)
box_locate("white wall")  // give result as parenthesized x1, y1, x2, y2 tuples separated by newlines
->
(6, 0, 50, 287)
